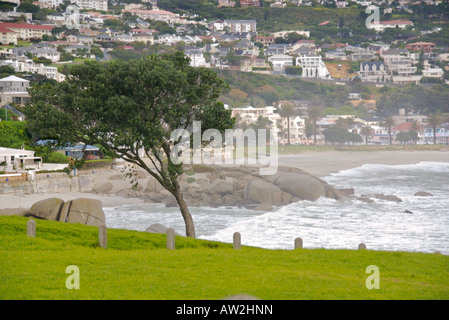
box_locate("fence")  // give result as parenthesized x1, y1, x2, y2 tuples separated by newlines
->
(25, 219, 373, 252)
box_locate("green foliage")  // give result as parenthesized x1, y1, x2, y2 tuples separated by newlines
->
(1, 216, 448, 299)
(323, 126, 362, 145)
(25, 53, 234, 238)
(0, 121, 32, 149)
(33, 145, 70, 164)
(285, 66, 302, 76)
(396, 131, 418, 144)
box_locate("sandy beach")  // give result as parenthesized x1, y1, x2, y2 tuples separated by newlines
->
(278, 150, 449, 177)
(1, 150, 448, 211)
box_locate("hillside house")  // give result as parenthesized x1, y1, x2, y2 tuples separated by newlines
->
(359, 61, 389, 83)
(268, 54, 294, 73)
(0, 75, 30, 106)
(0, 147, 42, 170)
(296, 54, 331, 79)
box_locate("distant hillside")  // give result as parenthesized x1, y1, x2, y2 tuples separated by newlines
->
(216, 69, 449, 116)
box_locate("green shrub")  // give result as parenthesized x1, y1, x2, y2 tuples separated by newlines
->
(187, 177, 196, 183)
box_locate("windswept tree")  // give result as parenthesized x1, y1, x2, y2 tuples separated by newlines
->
(25, 52, 234, 238)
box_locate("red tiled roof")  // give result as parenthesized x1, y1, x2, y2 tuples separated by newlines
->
(393, 122, 423, 132)
(0, 25, 15, 33)
(0, 23, 53, 30)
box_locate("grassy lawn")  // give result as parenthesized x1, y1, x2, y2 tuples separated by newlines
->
(0, 216, 448, 300)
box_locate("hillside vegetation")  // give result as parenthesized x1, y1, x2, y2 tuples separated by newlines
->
(216, 69, 449, 116)
(1, 216, 448, 299)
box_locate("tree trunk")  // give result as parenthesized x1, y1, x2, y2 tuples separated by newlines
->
(176, 193, 196, 238)
(287, 116, 290, 146)
(173, 180, 196, 238)
(433, 127, 437, 144)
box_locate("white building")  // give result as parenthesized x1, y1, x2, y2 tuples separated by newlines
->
(296, 54, 330, 79)
(0, 75, 30, 106)
(359, 61, 390, 82)
(422, 65, 444, 78)
(268, 54, 294, 73)
(184, 49, 208, 68)
(223, 20, 257, 33)
(368, 20, 413, 32)
(0, 59, 65, 82)
(39, 0, 107, 11)
(124, 9, 177, 22)
(0, 147, 42, 170)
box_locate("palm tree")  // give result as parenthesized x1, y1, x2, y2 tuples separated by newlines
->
(360, 124, 374, 145)
(381, 116, 395, 145)
(278, 102, 296, 146)
(427, 112, 444, 144)
(308, 106, 322, 146)
(409, 120, 421, 144)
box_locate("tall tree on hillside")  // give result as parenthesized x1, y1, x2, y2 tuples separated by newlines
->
(381, 116, 396, 145)
(25, 52, 234, 238)
(279, 102, 296, 146)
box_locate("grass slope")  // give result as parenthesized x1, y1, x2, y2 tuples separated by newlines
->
(1, 216, 448, 300)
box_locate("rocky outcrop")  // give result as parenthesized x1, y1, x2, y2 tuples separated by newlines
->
(29, 198, 64, 221)
(414, 191, 433, 197)
(144, 223, 180, 235)
(59, 198, 105, 227)
(151, 165, 348, 208)
(87, 165, 350, 209)
(373, 194, 403, 202)
(27, 197, 105, 227)
(244, 180, 283, 205)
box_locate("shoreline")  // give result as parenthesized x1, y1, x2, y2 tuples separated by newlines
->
(1, 150, 448, 211)
(278, 150, 449, 177)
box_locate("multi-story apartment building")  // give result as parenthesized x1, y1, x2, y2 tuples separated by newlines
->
(0, 23, 53, 40)
(223, 20, 257, 33)
(359, 61, 390, 83)
(0, 75, 31, 106)
(1, 59, 65, 82)
(240, 0, 260, 7)
(296, 54, 331, 79)
(38, 0, 108, 11)
(124, 9, 177, 22)
(405, 41, 436, 53)
(0, 24, 17, 45)
(218, 0, 236, 7)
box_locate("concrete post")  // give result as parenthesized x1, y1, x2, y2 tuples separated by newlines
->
(99, 224, 107, 249)
(294, 237, 303, 249)
(233, 232, 241, 249)
(27, 219, 36, 237)
(166, 228, 175, 250)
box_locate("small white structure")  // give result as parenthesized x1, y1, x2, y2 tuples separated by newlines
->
(0, 147, 42, 170)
